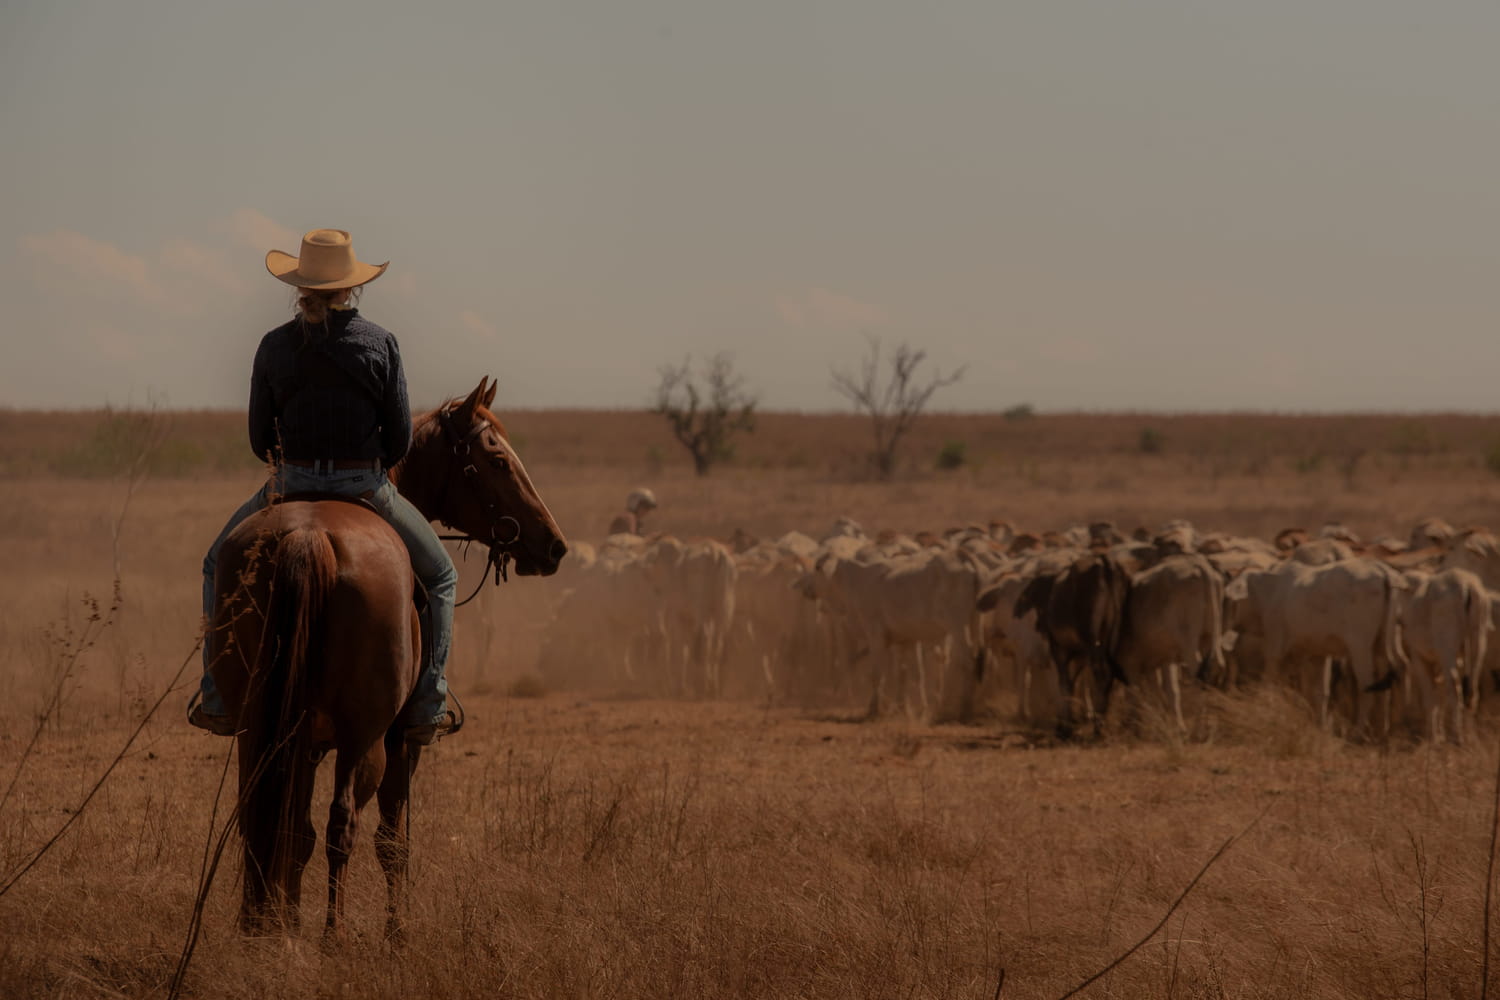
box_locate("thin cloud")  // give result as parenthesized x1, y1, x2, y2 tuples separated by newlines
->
(226, 208, 299, 253)
(19, 229, 165, 305)
(20, 228, 253, 313)
(775, 287, 887, 330)
(387, 271, 419, 297)
(459, 309, 498, 340)
(160, 238, 246, 296)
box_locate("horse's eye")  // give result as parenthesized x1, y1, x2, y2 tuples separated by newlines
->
(490, 454, 510, 472)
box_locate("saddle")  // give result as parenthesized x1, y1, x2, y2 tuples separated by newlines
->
(277, 490, 381, 514)
(272, 491, 427, 612)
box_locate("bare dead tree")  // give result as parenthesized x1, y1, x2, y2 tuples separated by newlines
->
(831, 335, 965, 479)
(652, 353, 758, 476)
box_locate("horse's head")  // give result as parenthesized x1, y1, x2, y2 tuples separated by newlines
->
(409, 377, 567, 577)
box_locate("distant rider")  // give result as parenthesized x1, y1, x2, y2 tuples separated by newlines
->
(608, 487, 658, 536)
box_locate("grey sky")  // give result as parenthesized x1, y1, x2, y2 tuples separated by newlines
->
(2, 1, 1496, 412)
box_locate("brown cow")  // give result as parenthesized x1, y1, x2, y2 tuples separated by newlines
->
(1013, 552, 1131, 733)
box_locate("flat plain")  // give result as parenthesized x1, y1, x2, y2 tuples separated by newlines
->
(4, 407, 1500, 999)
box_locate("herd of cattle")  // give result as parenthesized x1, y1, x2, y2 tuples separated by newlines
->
(533, 516, 1500, 743)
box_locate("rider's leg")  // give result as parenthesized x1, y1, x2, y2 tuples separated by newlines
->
(371, 481, 458, 733)
(196, 482, 272, 722)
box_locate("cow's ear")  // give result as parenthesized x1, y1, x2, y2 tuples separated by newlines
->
(1015, 574, 1051, 617)
(1224, 574, 1250, 601)
(976, 585, 1003, 613)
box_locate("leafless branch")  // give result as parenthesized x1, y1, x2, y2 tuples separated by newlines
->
(652, 353, 758, 476)
(0, 637, 200, 898)
(831, 334, 965, 478)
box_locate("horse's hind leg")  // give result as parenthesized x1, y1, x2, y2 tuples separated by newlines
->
(284, 758, 319, 931)
(375, 732, 417, 943)
(324, 743, 385, 940)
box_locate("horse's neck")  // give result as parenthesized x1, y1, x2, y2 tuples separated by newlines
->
(390, 424, 447, 523)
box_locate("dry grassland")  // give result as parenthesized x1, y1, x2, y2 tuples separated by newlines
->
(4, 408, 1500, 998)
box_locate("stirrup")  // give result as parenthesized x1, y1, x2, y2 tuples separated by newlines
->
(404, 692, 465, 747)
(404, 709, 457, 747)
(187, 691, 236, 736)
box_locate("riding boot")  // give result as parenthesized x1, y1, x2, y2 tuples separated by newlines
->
(404, 604, 454, 745)
(187, 676, 236, 736)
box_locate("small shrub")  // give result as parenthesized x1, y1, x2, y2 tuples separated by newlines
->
(1294, 453, 1324, 475)
(1003, 403, 1035, 422)
(1138, 427, 1165, 454)
(507, 673, 547, 699)
(1390, 421, 1438, 456)
(1484, 442, 1500, 478)
(935, 440, 966, 471)
(644, 445, 664, 476)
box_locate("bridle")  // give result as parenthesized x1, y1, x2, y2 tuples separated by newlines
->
(434, 405, 522, 607)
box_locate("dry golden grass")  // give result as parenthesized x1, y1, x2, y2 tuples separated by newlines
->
(4, 408, 1500, 997)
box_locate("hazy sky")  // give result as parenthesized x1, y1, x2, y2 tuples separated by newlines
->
(3, 1, 1497, 413)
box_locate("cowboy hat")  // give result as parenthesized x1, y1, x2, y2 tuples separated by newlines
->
(265, 228, 389, 289)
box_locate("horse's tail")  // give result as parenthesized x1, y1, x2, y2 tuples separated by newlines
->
(239, 526, 337, 925)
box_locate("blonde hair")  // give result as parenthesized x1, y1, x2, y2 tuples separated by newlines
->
(296, 286, 362, 325)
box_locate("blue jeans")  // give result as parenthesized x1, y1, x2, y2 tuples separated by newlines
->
(200, 465, 457, 728)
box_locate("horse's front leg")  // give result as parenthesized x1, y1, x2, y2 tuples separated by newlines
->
(375, 732, 418, 944)
(324, 744, 385, 941)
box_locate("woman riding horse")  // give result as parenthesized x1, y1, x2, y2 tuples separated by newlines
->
(195, 228, 568, 935)
(191, 229, 458, 746)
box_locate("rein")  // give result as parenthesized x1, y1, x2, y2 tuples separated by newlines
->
(434, 405, 522, 607)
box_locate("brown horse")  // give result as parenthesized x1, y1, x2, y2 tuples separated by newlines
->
(207, 377, 566, 939)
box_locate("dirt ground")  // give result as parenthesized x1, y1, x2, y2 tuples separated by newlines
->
(4, 409, 1500, 997)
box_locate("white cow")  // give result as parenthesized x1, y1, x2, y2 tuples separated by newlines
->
(1227, 559, 1407, 736)
(536, 546, 665, 690)
(1398, 568, 1491, 743)
(639, 536, 738, 697)
(1115, 554, 1226, 733)
(1439, 530, 1500, 591)
(729, 546, 820, 702)
(976, 572, 1059, 725)
(804, 548, 983, 722)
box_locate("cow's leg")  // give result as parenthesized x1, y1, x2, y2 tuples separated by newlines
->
(1443, 658, 1464, 744)
(863, 641, 887, 719)
(906, 644, 930, 722)
(325, 743, 384, 941)
(1053, 656, 1074, 735)
(1347, 649, 1381, 739)
(1407, 655, 1437, 741)
(1164, 660, 1186, 734)
(1319, 657, 1336, 732)
(1030, 649, 1061, 728)
(1014, 652, 1032, 723)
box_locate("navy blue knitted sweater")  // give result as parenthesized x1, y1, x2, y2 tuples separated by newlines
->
(247, 309, 412, 466)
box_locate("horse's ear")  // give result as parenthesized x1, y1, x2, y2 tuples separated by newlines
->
(455, 378, 489, 422)
(482, 377, 497, 409)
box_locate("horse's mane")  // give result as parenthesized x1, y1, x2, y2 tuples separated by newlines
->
(418, 399, 508, 441)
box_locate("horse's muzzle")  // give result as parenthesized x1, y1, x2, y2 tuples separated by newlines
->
(516, 537, 568, 577)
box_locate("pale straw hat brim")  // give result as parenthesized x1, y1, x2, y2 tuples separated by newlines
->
(265, 250, 389, 290)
